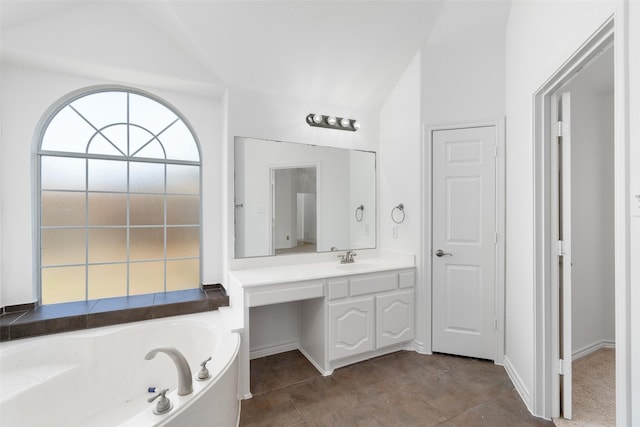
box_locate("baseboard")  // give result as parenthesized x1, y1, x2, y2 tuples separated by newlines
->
(503, 355, 532, 412)
(298, 347, 332, 376)
(250, 341, 299, 359)
(572, 340, 615, 361)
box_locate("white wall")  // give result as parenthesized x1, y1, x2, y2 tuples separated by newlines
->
(0, 63, 224, 306)
(378, 34, 505, 351)
(504, 0, 627, 415)
(225, 87, 379, 262)
(564, 82, 615, 355)
(422, 33, 505, 126)
(379, 52, 422, 255)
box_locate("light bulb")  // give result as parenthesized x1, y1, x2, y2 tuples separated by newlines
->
(353, 121, 360, 130)
(313, 114, 323, 124)
(340, 118, 350, 127)
(327, 116, 337, 126)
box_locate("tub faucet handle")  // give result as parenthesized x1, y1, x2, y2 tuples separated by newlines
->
(148, 388, 172, 415)
(197, 356, 212, 381)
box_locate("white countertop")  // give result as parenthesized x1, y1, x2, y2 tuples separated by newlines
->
(229, 252, 415, 288)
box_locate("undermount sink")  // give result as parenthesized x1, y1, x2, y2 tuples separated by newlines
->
(335, 262, 375, 271)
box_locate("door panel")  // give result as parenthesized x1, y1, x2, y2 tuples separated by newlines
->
(328, 297, 374, 360)
(432, 126, 496, 360)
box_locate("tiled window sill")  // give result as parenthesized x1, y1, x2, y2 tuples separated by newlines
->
(0, 285, 228, 342)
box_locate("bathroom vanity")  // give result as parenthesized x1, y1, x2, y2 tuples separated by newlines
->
(223, 251, 416, 399)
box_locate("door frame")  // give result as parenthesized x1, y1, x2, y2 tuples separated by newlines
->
(532, 13, 631, 422)
(421, 120, 506, 364)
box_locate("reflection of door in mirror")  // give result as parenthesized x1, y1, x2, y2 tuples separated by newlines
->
(272, 167, 317, 255)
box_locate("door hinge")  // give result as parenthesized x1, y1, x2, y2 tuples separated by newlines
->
(557, 121, 563, 137)
(558, 358, 565, 375)
(494, 318, 498, 330)
(494, 232, 498, 244)
(494, 144, 498, 158)
(556, 240, 565, 256)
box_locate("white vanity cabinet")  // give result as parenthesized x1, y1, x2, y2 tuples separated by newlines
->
(227, 256, 416, 399)
(325, 269, 415, 363)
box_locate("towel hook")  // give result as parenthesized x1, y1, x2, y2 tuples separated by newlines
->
(391, 203, 405, 224)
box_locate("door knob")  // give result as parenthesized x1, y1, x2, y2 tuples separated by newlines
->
(435, 249, 452, 257)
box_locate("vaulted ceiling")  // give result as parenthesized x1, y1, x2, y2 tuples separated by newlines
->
(0, 1, 510, 110)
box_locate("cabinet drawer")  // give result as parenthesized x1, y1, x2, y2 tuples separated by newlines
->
(327, 278, 349, 300)
(399, 270, 415, 288)
(350, 272, 398, 296)
(246, 279, 324, 307)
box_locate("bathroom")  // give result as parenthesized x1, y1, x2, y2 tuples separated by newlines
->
(1, 1, 639, 426)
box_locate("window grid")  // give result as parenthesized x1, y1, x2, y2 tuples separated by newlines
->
(38, 89, 201, 304)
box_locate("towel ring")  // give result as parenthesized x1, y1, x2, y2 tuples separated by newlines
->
(391, 203, 405, 224)
(355, 205, 364, 222)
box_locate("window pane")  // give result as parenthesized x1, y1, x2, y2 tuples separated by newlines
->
(88, 193, 126, 226)
(41, 229, 85, 266)
(41, 106, 95, 153)
(167, 195, 199, 225)
(88, 229, 126, 263)
(71, 91, 127, 130)
(42, 191, 85, 226)
(130, 261, 164, 295)
(87, 132, 123, 156)
(41, 266, 85, 304)
(130, 227, 164, 260)
(167, 227, 199, 258)
(99, 123, 127, 155)
(158, 120, 199, 161)
(167, 259, 199, 291)
(167, 165, 199, 194)
(129, 93, 177, 135)
(41, 156, 86, 191)
(88, 264, 126, 299)
(88, 159, 126, 192)
(129, 125, 162, 158)
(130, 194, 165, 225)
(130, 162, 164, 193)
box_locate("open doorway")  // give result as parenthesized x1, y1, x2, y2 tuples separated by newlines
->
(271, 167, 317, 255)
(552, 44, 615, 426)
(531, 17, 621, 424)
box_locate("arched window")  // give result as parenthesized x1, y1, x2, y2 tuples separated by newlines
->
(38, 88, 201, 304)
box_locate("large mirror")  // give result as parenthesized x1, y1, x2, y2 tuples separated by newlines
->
(234, 137, 376, 258)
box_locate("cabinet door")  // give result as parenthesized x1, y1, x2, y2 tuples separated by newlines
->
(328, 297, 375, 360)
(376, 290, 414, 348)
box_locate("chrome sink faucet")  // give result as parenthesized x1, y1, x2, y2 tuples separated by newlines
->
(145, 346, 193, 396)
(338, 250, 357, 264)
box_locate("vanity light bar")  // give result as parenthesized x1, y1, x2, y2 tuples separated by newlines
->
(306, 114, 360, 131)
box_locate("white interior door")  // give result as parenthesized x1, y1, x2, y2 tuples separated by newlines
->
(557, 92, 573, 420)
(431, 126, 497, 360)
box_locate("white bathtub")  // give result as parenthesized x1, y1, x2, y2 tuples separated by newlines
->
(0, 311, 240, 427)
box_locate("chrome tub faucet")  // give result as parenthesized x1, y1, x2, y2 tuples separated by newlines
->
(145, 346, 193, 396)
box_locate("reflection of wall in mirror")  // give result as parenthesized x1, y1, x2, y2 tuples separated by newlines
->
(237, 138, 350, 257)
(350, 150, 376, 249)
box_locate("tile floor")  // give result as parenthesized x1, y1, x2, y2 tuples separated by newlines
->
(240, 350, 554, 427)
